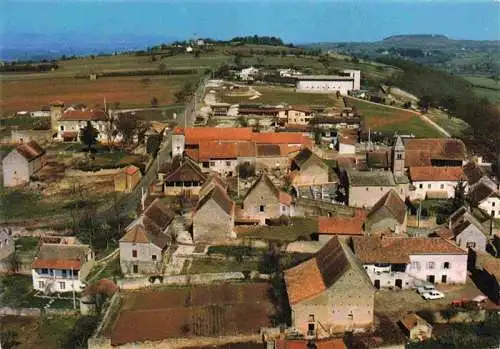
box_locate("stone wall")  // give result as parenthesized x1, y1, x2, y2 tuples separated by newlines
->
(0, 306, 79, 317)
(117, 272, 246, 290)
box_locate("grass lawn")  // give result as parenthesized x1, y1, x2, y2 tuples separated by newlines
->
(186, 259, 261, 274)
(349, 98, 443, 137)
(425, 108, 470, 137)
(241, 56, 325, 70)
(464, 76, 500, 104)
(218, 85, 345, 106)
(85, 254, 122, 283)
(15, 236, 40, 253)
(237, 217, 318, 241)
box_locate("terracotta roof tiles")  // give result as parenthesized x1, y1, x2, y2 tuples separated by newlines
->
(59, 109, 107, 121)
(15, 141, 46, 161)
(409, 166, 465, 182)
(317, 209, 366, 236)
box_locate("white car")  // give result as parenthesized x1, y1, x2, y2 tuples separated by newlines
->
(422, 290, 445, 300)
(417, 284, 436, 295)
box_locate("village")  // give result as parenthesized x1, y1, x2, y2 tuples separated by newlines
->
(1, 48, 500, 349)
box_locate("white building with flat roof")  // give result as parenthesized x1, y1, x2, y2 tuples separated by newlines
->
(295, 70, 361, 95)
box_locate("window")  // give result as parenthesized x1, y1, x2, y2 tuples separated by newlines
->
(133, 265, 139, 273)
(396, 153, 402, 160)
(132, 250, 138, 258)
(74, 270, 79, 277)
(411, 261, 420, 270)
(152, 255, 157, 261)
(419, 184, 423, 189)
(380, 187, 383, 191)
(59, 282, 66, 290)
(38, 281, 45, 289)
(466, 241, 476, 249)
(428, 184, 432, 189)
(493, 202, 496, 207)
(62, 270, 67, 278)
(366, 188, 369, 191)
(308, 314, 315, 322)
(210, 161, 216, 167)
(440, 184, 444, 189)
(260, 205, 265, 212)
(226, 161, 231, 167)
(443, 262, 450, 269)
(281, 205, 286, 213)
(202, 162, 209, 168)
(427, 261, 435, 270)
(60, 125, 64, 131)
(41, 268, 48, 274)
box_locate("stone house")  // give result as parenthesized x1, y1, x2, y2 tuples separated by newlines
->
(198, 174, 227, 200)
(285, 237, 374, 337)
(159, 156, 207, 196)
(463, 160, 498, 192)
(0, 227, 14, 260)
(352, 236, 468, 289)
(241, 174, 293, 224)
(114, 165, 142, 193)
(119, 199, 175, 275)
(345, 170, 408, 208)
(364, 190, 408, 235)
(192, 183, 235, 243)
(468, 182, 500, 218)
(55, 108, 109, 142)
(409, 166, 466, 200)
(255, 144, 291, 171)
(32, 242, 94, 293)
(400, 313, 432, 341)
(448, 206, 488, 252)
(291, 148, 330, 186)
(287, 105, 314, 125)
(2, 141, 46, 187)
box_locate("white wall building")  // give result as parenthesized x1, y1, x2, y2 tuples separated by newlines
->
(295, 70, 361, 95)
(469, 182, 500, 218)
(353, 236, 468, 289)
(32, 243, 94, 293)
(409, 166, 466, 201)
(238, 66, 260, 81)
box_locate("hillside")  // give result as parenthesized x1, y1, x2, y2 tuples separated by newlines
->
(304, 34, 500, 79)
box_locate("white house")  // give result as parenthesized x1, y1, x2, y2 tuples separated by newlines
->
(352, 236, 468, 289)
(56, 109, 108, 142)
(469, 182, 500, 218)
(238, 66, 260, 81)
(32, 243, 94, 293)
(409, 166, 466, 201)
(295, 70, 361, 95)
(2, 141, 46, 187)
(448, 206, 488, 252)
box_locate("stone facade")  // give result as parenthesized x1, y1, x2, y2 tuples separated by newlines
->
(0, 228, 14, 261)
(119, 241, 164, 275)
(2, 146, 46, 187)
(193, 195, 234, 243)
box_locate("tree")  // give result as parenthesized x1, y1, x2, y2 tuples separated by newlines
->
(115, 113, 138, 145)
(80, 121, 99, 153)
(103, 112, 118, 149)
(150, 96, 159, 107)
(6, 252, 20, 273)
(1, 331, 19, 349)
(237, 161, 255, 179)
(234, 54, 242, 67)
(453, 180, 466, 211)
(236, 115, 248, 127)
(313, 128, 322, 145)
(256, 56, 264, 66)
(146, 134, 161, 155)
(194, 50, 200, 59)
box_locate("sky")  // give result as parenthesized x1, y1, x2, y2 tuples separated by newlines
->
(1, 1, 499, 45)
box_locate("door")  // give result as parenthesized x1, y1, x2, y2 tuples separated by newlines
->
(374, 279, 380, 289)
(427, 275, 435, 283)
(441, 275, 447, 284)
(395, 279, 403, 289)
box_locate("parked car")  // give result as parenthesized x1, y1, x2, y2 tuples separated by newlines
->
(422, 290, 445, 300)
(417, 284, 436, 295)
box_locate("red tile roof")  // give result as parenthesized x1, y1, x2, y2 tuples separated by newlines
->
(352, 236, 467, 264)
(59, 109, 107, 121)
(180, 127, 253, 142)
(15, 141, 46, 161)
(32, 258, 82, 270)
(409, 166, 465, 181)
(196, 141, 256, 161)
(252, 132, 310, 146)
(405, 138, 467, 167)
(125, 165, 139, 175)
(318, 209, 366, 236)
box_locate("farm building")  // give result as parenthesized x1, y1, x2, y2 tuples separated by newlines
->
(2, 140, 47, 187)
(295, 70, 361, 95)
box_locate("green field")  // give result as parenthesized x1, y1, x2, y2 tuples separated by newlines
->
(218, 86, 345, 106)
(426, 108, 470, 137)
(464, 76, 500, 104)
(349, 98, 443, 137)
(241, 56, 325, 70)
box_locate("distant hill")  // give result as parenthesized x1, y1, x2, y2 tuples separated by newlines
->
(303, 34, 500, 77)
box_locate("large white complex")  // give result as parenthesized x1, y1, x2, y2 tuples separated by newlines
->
(295, 70, 361, 95)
